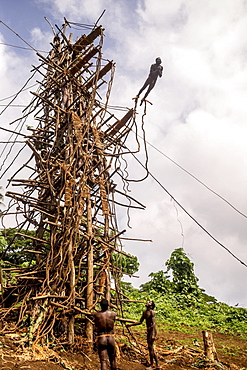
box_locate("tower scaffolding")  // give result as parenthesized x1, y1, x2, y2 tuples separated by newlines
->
(0, 22, 145, 346)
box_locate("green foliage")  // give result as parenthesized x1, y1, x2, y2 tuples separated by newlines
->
(0, 235, 7, 251)
(111, 252, 139, 277)
(0, 227, 50, 267)
(0, 228, 38, 265)
(0, 228, 40, 289)
(201, 291, 217, 304)
(140, 270, 172, 294)
(139, 248, 202, 304)
(121, 248, 247, 335)
(120, 281, 140, 297)
(122, 286, 247, 335)
(166, 247, 201, 296)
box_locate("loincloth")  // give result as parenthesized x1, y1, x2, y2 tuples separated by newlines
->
(97, 334, 115, 338)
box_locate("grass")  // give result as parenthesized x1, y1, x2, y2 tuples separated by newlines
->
(123, 290, 247, 335)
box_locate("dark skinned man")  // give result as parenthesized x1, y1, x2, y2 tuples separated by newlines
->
(134, 57, 163, 105)
(127, 301, 160, 369)
(94, 299, 116, 370)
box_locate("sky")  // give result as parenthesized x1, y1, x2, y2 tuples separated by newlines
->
(0, 0, 247, 307)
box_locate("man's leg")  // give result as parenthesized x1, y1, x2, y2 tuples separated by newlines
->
(98, 340, 108, 370)
(153, 348, 159, 367)
(148, 341, 154, 366)
(98, 350, 108, 370)
(109, 354, 116, 370)
(143, 79, 156, 100)
(108, 338, 117, 370)
(148, 340, 159, 368)
(138, 77, 151, 96)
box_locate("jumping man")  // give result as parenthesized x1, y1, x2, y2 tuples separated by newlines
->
(135, 57, 163, 105)
(127, 301, 160, 369)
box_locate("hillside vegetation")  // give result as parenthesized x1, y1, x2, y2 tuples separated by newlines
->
(120, 247, 247, 336)
(0, 238, 247, 369)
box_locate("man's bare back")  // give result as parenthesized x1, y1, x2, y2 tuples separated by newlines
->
(94, 309, 116, 335)
(94, 299, 116, 370)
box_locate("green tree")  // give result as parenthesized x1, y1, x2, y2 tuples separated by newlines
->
(111, 252, 139, 277)
(110, 253, 140, 299)
(119, 281, 140, 297)
(140, 270, 172, 294)
(0, 228, 39, 265)
(165, 247, 201, 296)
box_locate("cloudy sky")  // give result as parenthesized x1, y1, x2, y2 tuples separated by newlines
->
(1, 0, 247, 307)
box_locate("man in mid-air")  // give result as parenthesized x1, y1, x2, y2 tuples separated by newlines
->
(135, 57, 163, 105)
(94, 299, 116, 370)
(127, 301, 160, 369)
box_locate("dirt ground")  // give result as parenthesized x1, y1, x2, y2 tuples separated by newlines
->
(0, 326, 246, 370)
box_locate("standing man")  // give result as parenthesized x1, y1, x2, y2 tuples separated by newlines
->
(94, 298, 117, 370)
(135, 57, 163, 105)
(127, 301, 160, 369)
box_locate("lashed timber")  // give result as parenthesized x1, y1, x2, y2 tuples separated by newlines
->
(107, 109, 134, 136)
(0, 21, 143, 348)
(73, 26, 103, 52)
(69, 46, 99, 75)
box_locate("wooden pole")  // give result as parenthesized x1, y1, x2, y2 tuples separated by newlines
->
(0, 266, 4, 305)
(68, 238, 75, 345)
(202, 330, 218, 361)
(105, 267, 111, 303)
(86, 190, 94, 347)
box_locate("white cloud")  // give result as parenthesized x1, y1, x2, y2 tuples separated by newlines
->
(30, 27, 51, 50)
(36, 0, 114, 23)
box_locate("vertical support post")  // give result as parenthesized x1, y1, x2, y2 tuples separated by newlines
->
(86, 190, 94, 347)
(93, 128, 111, 303)
(68, 238, 75, 345)
(0, 265, 4, 305)
(202, 330, 218, 361)
(103, 207, 111, 303)
(105, 268, 111, 303)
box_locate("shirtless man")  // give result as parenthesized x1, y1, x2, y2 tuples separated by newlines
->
(127, 301, 159, 369)
(94, 299, 116, 370)
(135, 57, 163, 105)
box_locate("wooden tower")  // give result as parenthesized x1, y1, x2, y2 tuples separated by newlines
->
(0, 21, 143, 346)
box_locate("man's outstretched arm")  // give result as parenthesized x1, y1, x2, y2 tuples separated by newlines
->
(126, 311, 145, 328)
(158, 65, 163, 77)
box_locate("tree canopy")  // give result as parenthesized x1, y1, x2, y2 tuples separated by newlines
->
(166, 247, 201, 296)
